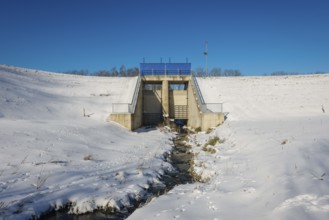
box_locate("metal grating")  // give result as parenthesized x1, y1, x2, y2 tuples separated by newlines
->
(170, 105, 188, 119)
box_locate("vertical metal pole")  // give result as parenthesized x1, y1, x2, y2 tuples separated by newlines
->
(204, 41, 208, 77)
(165, 63, 167, 77)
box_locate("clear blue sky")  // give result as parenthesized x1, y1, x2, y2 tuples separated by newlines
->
(0, 0, 328, 75)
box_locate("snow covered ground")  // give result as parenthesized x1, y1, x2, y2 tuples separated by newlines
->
(129, 75, 329, 220)
(1, 65, 329, 220)
(0, 65, 174, 219)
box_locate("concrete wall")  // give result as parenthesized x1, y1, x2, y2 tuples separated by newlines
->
(162, 80, 169, 124)
(201, 113, 225, 131)
(187, 79, 224, 131)
(131, 81, 143, 130)
(110, 113, 132, 129)
(143, 90, 162, 113)
(170, 90, 188, 105)
(109, 80, 143, 130)
(109, 75, 224, 131)
(187, 81, 202, 129)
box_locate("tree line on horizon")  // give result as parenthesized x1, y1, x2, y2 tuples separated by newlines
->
(192, 67, 242, 77)
(264, 70, 326, 76)
(63, 65, 243, 77)
(63, 65, 326, 77)
(64, 65, 140, 77)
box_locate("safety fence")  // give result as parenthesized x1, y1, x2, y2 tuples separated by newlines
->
(140, 63, 191, 76)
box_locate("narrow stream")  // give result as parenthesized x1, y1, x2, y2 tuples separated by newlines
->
(40, 131, 194, 220)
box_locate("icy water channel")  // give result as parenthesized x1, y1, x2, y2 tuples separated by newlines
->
(40, 132, 194, 220)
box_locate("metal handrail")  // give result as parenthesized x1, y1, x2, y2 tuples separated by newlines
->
(191, 76, 223, 113)
(192, 76, 206, 104)
(191, 76, 210, 113)
(128, 75, 142, 113)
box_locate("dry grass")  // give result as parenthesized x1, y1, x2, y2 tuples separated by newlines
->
(206, 127, 214, 134)
(83, 154, 93, 161)
(195, 127, 201, 133)
(202, 136, 225, 154)
(202, 146, 216, 154)
(206, 136, 225, 146)
(281, 139, 288, 145)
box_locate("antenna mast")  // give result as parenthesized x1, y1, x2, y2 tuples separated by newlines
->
(204, 41, 208, 77)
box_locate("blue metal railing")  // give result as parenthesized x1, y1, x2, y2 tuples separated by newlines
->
(140, 63, 191, 76)
(140, 69, 191, 76)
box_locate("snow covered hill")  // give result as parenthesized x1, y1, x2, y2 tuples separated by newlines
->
(1, 65, 329, 220)
(0, 65, 137, 121)
(0, 65, 174, 219)
(129, 74, 329, 220)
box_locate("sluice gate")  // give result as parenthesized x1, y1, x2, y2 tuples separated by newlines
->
(109, 62, 224, 131)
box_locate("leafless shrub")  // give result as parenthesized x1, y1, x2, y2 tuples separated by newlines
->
(83, 108, 94, 117)
(21, 155, 28, 164)
(36, 176, 48, 191)
(35, 167, 48, 191)
(0, 201, 7, 209)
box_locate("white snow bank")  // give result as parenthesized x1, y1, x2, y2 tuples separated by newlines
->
(0, 65, 174, 219)
(198, 74, 329, 120)
(0, 65, 137, 121)
(129, 74, 329, 220)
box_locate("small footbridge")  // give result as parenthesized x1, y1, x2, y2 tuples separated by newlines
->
(109, 62, 224, 131)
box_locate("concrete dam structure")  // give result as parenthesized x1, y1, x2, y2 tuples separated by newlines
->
(109, 63, 224, 131)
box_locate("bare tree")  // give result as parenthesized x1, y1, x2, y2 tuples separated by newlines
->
(233, 70, 241, 76)
(119, 65, 127, 77)
(64, 70, 89, 76)
(210, 67, 221, 76)
(223, 69, 241, 76)
(126, 68, 133, 76)
(195, 67, 204, 77)
(95, 70, 111, 77)
(111, 67, 118, 76)
(131, 67, 139, 76)
(271, 71, 288, 76)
